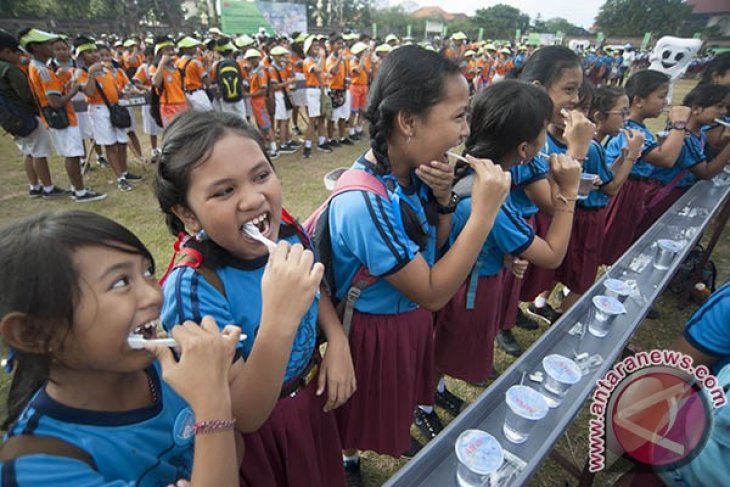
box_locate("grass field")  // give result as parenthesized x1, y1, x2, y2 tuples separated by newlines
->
(0, 78, 727, 486)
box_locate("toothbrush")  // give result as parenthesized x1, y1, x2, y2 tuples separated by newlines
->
(560, 108, 570, 118)
(715, 118, 730, 127)
(128, 334, 247, 349)
(446, 151, 469, 164)
(243, 223, 277, 251)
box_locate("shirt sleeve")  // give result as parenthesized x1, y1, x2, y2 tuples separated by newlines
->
(38, 66, 62, 97)
(192, 60, 208, 79)
(684, 284, 730, 358)
(604, 132, 626, 166)
(330, 190, 419, 277)
(3, 455, 131, 486)
(493, 205, 535, 256)
(588, 142, 614, 185)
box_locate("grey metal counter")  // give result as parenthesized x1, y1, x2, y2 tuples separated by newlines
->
(385, 174, 730, 487)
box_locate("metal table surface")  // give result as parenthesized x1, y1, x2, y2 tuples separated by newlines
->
(385, 174, 730, 487)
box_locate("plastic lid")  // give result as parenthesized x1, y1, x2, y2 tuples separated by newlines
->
(506, 385, 549, 420)
(658, 239, 683, 253)
(454, 429, 504, 475)
(542, 354, 581, 385)
(592, 295, 627, 315)
(604, 278, 632, 296)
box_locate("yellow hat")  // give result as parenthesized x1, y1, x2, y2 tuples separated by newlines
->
(75, 42, 98, 56)
(351, 42, 368, 55)
(154, 39, 174, 56)
(215, 41, 235, 53)
(463, 49, 476, 57)
(303, 35, 317, 55)
(19, 29, 58, 49)
(208, 27, 224, 36)
(518, 45, 527, 51)
(500, 48, 511, 55)
(485, 43, 496, 51)
(294, 32, 308, 43)
(385, 34, 399, 44)
(177, 36, 202, 49)
(374, 44, 392, 54)
(243, 48, 262, 59)
(343, 33, 358, 41)
(477, 48, 484, 55)
(270, 46, 289, 56)
(234, 35, 254, 48)
(123, 39, 137, 48)
(451, 32, 467, 41)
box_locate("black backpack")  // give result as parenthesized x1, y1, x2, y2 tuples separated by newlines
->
(669, 243, 718, 294)
(0, 93, 37, 137)
(216, 59, 243, 103)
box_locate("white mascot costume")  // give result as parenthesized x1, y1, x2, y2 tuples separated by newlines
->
(649, 36, 702, 103)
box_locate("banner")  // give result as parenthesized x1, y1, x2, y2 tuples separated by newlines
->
(596, 31, 604, 44)
(407, 24, 412, 38)
(478, 27, 484, 42)
(425, 20, 443, 34)
(641, 32, 652, 51)
(372, 22, 377, 38)
(515, 29, 521, 42)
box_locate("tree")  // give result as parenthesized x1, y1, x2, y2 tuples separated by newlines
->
(473, 4, 530, 40)
(595, 0, 692, 37)
(543, 17, 589, 36)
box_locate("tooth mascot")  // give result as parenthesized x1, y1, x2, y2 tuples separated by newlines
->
(649, 36, 702, 103)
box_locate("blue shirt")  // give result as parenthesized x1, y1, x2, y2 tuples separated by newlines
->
(580, 140, 615, 209)
(450, 191, 534, 277)
(328, 157, 436, 315)
(161, 226, 318, 383)
(649, 130, 705, 185)
(605, 119, 658, 178)
(509, 153, 549, 218)
(683, 281, 730, 375)
(0, 364, 195, 486)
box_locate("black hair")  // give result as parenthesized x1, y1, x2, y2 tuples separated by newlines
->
(0, 210, 154, 429)
(589, 87, 626, 122)
(329, 33, 342, 44)
(683, 83, 729, 108)
(700, 52, 730, 85)
(290, 41, 304, 58)
(464, 80, 552, 171)
(518, 46, 581, 89)
(624, 69, 669, 104)
(577, 79, 594, 113)
(154, 111, 274, 268)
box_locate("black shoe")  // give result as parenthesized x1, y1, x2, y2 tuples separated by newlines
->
(401, 435, 423, 459)
(328, 139, 341, 148)
(524, 303, 562, 326)
(288, 138, 303, 147)
(496, 329, 522, 357)
(96, 155, 110, 168)
(293, 126, 302, 136)
(317, 142, 333, 153)
(350, 133, 361, 141)
(414, 408, 443, 440)
(515, 308, 539, 330)
(344, 459, 364, 487)
(303, 146, 312, 158)
(123, 171, 143, 183)
(340, 137, 354, 145)
(435, 387, 465, 416)
(117, 178, 134, 192)
(42, 186, 72, 199)
(73, 189, 108, 203)
(279, 143, 297, 154)
(268, 150, 280, 160)
(29, 187, 42, 198)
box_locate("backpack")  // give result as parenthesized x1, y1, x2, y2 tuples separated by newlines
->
(0, 93, 37, 137)
(669, 243, 718, 295)
(217, 59, 243, 103)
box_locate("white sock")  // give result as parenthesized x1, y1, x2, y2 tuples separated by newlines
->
(534, 296, 547, 308)
(305, 140, 312, 148)
(437, 377, 446, 394)
(30, 184, 41, 191)
(418, 405, 433, 414)
(349, 128, 355, 135)
(342, 453, 360, 464)
(270, 141, 277, 152)
(318, 136, 326, 145)
(75, 188, 87, 197)
(43, 185, 54, 192)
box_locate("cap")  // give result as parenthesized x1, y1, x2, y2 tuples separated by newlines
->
(234, 35, 255, 48)
(123, 39, 137, 48)
(177, 36, 202, 49)
(215, 41, 235, 53)
(385, 34, 399, 44)
(294, 32, 308, 43)
(76, 42, 98, 56)
(463, 49, 475, 57)
(19, 29, 58, 49)
(343, 33, 358, 41)
(500, 48, 511, 55)
(270, 45, 289, 56)
(243, 48, 262, 59)
(303, 35, 317, 55)
(374, 44, 392, 54)
(154, 37, 175, 56)
(113, 40, 123, 48)
(485, 43, 496, 51)
(451, 32, 467, 41)
(350, 42, 368, 55)
(208, 27, 224, 36)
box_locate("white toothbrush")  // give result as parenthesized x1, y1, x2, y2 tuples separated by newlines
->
(446, 151, 469, 164)
(128, 334, 247, 349)
(715, 118, 730, 127)
(243, 223, 277, 250)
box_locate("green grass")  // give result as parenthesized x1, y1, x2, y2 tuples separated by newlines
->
(0, 79, 727, 486)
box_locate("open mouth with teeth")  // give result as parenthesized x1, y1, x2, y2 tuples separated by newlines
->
(240, 212, 272, 243)
(129, 318, 160, 342)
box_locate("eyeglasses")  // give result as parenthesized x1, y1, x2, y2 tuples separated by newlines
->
(604, 109, 630, 117)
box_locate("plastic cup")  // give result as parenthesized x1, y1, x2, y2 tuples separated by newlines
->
(455, 429, 504, 487)
(653, 239, 683, 270)
(603, 278, 632, 303)
(588, 295, 627, 338)
(503, 385, 549, 444)
(541, 354, 582, 408)
(577, 173, 598, 200)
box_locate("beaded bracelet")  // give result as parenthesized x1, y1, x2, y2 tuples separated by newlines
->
(193, 418, 236, 435)
(555, 193, 579, 205)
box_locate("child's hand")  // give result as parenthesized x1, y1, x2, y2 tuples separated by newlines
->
(549, 153, 582, 196)
(504, 254, 528, 279)
(624, 129, 645, 160)
(146, 317, 240, 414)
(563, 110, 595, 153)
(668, 105, 691, 124)
(160, 54, 171, 65)
(88, 62, 104, 76)
(317, 336, 356, 412)
(466, 155, 511, 217)
(261, 241, 324, 335)
(415, 160, 455, 206)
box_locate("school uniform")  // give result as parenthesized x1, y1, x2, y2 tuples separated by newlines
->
(268, 62, 291, 122)
(601, 119, 659, 265)
(682, 281, 730, 375)
(209, 60, 247, 120)
(326, 54, 349, 122)
(111, 66, 137, 132)
(0, 364, 196, 486)
(176, 56, 212, 112)
(150, 64, 188, 127)
(303, 56, 323, 118)
(329, 157, 436, 457)
(161, 224, 345, 487)
(556, 141, 614, 294)
(77, 68, 129, 146)
(51, 59, 93, 140)
(289, 54, 307, 108)
(133, 64, 163, 136)
(247, 64, 272, 131)
(348, 58, 368, 113)
(435, 191, 534, 383)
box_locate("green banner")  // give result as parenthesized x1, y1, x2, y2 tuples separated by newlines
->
(443, 25, 448, 37)
(641, 32, 652, 51)
(515, 29, 521, 42)
(478, 27, 484, 42)
(407, 24, 412, 38)
(372, 23, 377, 38)
(596, 31, 604, 44)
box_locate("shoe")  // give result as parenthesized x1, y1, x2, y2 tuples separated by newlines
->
(646, 307, 661, 320)
(435, 387, 465, 416)
(317, 142, 333, 153)
(496, 329, 522, 357)
(401, 435, 423, 459)
(350, 133, 361, 141)
(117, 178, 134, 192)
(344, 460, 364, 487)
(288, 138, 303, 147)
(293, 126, 302, 136)
(268, 150, 280, 160)
(29, 187, 42, 198)
(123, 172, 143, 183)
(150, 150, 161, 164)
(303, 146, 312, 158)
(328, 139, 341, 148)
(515, 308, 539, 330)
(340, 137, 354, 146)
(42, 186, 72, 199)
(413, 407, 443, 440)
(96, 155, 110, 168)
(73, 189, 108, 203)
(524, 303, 562, 326)
(279, 143, 297, 154)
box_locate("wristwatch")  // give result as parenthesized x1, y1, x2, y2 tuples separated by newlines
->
(669, 121, 687, 131)
(436, 192, 460, 214)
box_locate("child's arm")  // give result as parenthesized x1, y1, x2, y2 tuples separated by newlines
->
(643, 106, 691, 168)
(415, 160, 455, 249)
(151, 56, 169, 88)
(602, 129, 644, 196)
(689, 141, 730, 180)
(524, 179, 555, 216)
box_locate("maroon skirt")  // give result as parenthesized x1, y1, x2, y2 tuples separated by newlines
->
(520, 211, 556, 302)
(556, 206, 607, 294)
(335, 307, 434, 457)
(500, 215, 534, 330)
(637, 185, 688, 237)
(434, 274, 503, 383)
(240, 377, 346, 487)
(601, 179, 654, 265)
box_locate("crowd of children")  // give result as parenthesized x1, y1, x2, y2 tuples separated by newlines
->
(0, 24, 729, 487)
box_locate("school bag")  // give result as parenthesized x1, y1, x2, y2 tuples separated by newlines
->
(669, 243, 718, 295)
(216, 59, 244, 103)
(451, 172, 486, 309)
(0, 93, 37, 137)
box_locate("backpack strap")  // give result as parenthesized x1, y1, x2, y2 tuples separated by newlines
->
(465, 258, 483, 310)
(158, 232, 226, 298)
(0, 435, 97, 470)
(336, 266, 379, 336)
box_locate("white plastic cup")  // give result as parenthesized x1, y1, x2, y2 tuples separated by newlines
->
(577, 173, 598, 200)
(588, 295, 627, 338)
(503, 385, 549, 444)
(603, 278, 632, 303)
(653, 239, 683, 270)
(541, 354, 582, 408)
(455, 429, 504, 487)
